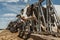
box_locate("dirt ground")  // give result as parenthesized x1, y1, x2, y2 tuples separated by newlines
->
(0, 30, 60, 40)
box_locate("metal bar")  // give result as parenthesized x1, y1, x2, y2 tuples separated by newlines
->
(38, 0, 46, 32)
(38, 1, 42, 32)
(46, 0, 58, 33)
(46, 0, 52, 32)
(46, 0, 49, 32)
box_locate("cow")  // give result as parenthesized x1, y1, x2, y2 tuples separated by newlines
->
(6, 21, 18, 33)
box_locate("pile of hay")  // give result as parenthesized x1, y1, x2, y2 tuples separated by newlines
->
(0, 30, 23, 40)
(0, 30, 60, 40)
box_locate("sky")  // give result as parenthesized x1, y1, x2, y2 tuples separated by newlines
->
(0, 0, 60, 29)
